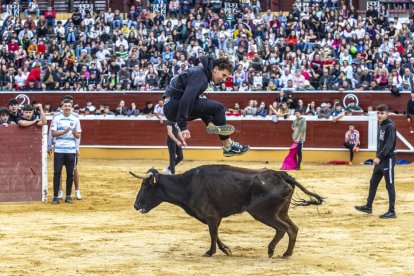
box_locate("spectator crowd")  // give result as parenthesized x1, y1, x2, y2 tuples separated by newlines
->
(1, 0, 414, 117)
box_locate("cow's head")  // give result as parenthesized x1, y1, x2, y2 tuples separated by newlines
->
(130, 168, 163, 214)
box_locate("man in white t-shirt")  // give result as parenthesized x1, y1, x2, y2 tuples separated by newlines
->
(14, 68, 27, 90)
(50, 99, 82, 204)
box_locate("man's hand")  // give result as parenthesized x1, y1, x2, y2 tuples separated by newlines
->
(48, 148, 53, 156)
(408, 117, 411, 123)
(176, 141, 183, 147)
(76, 150, 80, 157)
(373, 158, 380, 165)
(177, 129, 190, 147)
(64, 127, 71, 134)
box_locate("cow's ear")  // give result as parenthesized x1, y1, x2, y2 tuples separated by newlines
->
(151, 172, 160, 186)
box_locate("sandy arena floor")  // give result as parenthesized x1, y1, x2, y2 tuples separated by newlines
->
(0, 159, 413, 275)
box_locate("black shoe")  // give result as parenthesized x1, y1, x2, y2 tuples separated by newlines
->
(355, 205, 372, 214)
(52, 197, 59, 205)
(206, 123, 235, 136)
(379, 211, 396, 219)
(65, 196, 73, 204)
(223, 142, 250, 157)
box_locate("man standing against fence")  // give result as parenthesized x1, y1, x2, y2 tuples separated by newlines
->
(355, 104, 397, 219)
(50, 99, 82, 204)
(162, 120, 184, 175)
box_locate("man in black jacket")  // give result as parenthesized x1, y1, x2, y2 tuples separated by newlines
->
(355, 104, 397, 219)
(163, 56, 250, 157)
(407, 91, 414, 132)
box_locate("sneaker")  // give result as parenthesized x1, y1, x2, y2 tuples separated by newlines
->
(206, 123, 235, 136)
(75, 190, 82, 200)
(355, 205, 372, 214)
(65, 196, 73, 204)
(58, 190, 64, 199)
(223, 141, 250, 157)
(379, 211, 396, 219)
(162, 167, 172, 175)
(52, 197, 59, 205)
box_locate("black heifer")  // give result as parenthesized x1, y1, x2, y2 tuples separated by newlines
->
(130, 165, 323, 258)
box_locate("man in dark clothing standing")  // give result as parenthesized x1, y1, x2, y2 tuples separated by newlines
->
(407, 91, 414, 134)
(163, 120, 184, 175)
(355, 104, 397, 219)
(163, 56, 250, 157)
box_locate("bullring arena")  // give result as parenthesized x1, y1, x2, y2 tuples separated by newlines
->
(2, 0, 414, 274)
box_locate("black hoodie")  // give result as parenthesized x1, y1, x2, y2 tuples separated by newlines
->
(163, 56, 213, 131)
(377, 118, 397, 160)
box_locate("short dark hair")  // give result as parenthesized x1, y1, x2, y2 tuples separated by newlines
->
(0, 107, 10, 115)
(61, 99, 73, 106)
(62, 95, 74, 101)
(8, 98, 18, 106)
(376, 104, 389, 112)
(294, 109, 301, 114)
(212, 58, 234, 73)
(22, 104, 33, 111)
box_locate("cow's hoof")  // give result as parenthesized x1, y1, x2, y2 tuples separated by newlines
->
(268, 249, 274, 258)
(222, 246, 232, 256)
(282, 251, 292, 258)
(203, 251, 214, 257)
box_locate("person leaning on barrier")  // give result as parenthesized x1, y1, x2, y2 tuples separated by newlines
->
(18, 104, 46, 127)
(8, 98, 21, 124)
(0, 107, 14, 127)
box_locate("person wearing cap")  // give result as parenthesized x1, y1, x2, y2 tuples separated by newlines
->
(8, 98, 21, 124)
(18, 103, 46, 127)
(163, 56, 250, 157)
(0, 107, 13, 127)
(355, 104, 397, 219)
(317, 102, 331, 119)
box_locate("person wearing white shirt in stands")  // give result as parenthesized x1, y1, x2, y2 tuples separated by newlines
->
(50, 99, 82, 205)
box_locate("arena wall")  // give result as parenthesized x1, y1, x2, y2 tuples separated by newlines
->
(0, 91, 410, 113)
(0, 125, 47, 202)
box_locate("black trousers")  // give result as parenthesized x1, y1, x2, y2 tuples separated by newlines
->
(367, 157, 396, 212)
(296, 141, 303, 169)
(167, 139, 183, 174)
(163, 97, 229, 141)
(343, 142, 355, 161)
(53, 152, 76, 197)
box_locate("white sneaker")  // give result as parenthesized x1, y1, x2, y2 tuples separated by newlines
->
(162, 168, 172, 174)
(75, 190, 82, 200)
(58, 190, 64, 200)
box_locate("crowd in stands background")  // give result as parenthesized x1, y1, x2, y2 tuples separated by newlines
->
(1, 0, 414, 116)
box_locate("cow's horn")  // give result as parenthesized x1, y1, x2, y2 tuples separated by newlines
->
(129, 171, 153, 179)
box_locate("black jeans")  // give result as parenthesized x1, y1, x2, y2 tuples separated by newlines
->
(53, 152, 76, 197)
(367, 157, 396, 212)
(296, 141, 303, 169)
(343, 142, 355, 161)
(167, 139, 183, 174)
(163, 97, 229, 141)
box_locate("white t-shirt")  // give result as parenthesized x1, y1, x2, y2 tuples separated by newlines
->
(51, 114, 82, 154)
(15, 74, 27, 87)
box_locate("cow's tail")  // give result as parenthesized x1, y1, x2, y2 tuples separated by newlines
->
(282, 172, 324, 206)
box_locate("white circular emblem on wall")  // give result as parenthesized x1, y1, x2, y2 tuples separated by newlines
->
(15, 94, 31, 107)
(343, 94, 359, 107)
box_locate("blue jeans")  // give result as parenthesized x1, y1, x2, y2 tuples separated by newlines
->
(112, 20, 122, 29)
(127, 20, 138, 29)
(24, 9, 40, 18)
(66, 32, 76, 43)
(46, 19, 56, 28)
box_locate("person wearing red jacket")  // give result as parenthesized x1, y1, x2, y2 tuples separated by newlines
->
(7, 39, 19, 52)
(37, 40, 46, 53)
(26, 62, 41, 87)
(44, 7, 56, 28)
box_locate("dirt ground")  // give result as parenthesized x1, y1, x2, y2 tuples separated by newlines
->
(1, 159, 413, 275)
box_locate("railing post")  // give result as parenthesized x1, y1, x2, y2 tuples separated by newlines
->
(368, 111, 377, 150)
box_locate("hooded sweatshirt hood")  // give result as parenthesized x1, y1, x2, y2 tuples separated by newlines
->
(199, 56, 213, 82)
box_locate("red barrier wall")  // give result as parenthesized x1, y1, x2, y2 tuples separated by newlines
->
(76, 118, 369, 148)
(0, 125, 43, 202)
(0, 91, 410, 112)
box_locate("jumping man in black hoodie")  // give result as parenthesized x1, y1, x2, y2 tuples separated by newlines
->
(355, 104, 397, 219)
(163, 56, 250, 157)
